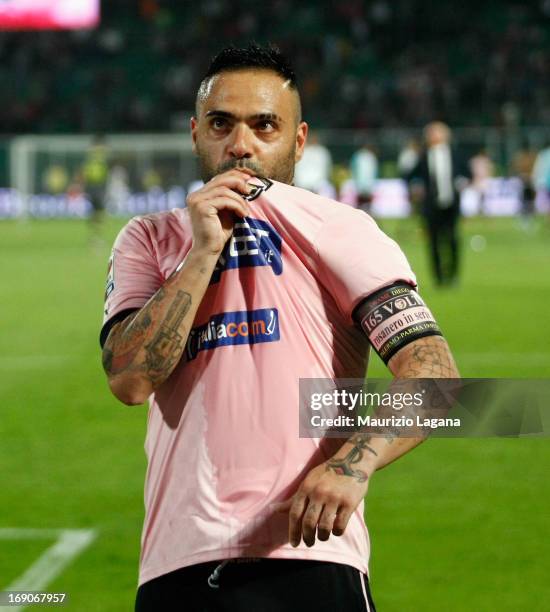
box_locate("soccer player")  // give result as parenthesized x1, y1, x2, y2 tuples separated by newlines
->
(100, 44, 459, 611)
(80, 134, 109, 244)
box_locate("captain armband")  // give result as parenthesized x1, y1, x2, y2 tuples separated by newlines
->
(353, 283, 443, 364)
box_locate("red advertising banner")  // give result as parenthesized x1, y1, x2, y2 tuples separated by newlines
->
(0, 0, 99, 30)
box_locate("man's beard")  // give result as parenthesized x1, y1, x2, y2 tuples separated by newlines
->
(196, 148, 295, 184)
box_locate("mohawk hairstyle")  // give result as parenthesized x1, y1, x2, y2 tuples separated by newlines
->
(201, 43, 298, 89)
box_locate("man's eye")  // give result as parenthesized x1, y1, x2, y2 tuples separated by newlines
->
(212, 118, 227, 129)
(257, 121, 275, 132)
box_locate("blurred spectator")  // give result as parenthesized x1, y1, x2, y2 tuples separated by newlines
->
(332, 164, 352, 200)
(512, 145, 537, 229)
(142, 167, 162, 191)
(42, 164, 69, 194)
(294, 131, 333, 193)
(532, 142, 550, 201)
(469, 149, 494, 214)
(79, 135, 109, 242)
(397, 138, 421, 177)
(408, 121, 471, 286)
(105, 164, 130, 214)
(350, 142, 378, 212)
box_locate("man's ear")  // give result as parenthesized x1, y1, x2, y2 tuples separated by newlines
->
(190, 116, 198, 154)
(295, 121, 309, 163)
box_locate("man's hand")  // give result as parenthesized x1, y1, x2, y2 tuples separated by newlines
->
(103, 167, 260, 405)
(280, 440, 376, 547)
(279, 336, 459, 547)
(187, 168, 256, 255)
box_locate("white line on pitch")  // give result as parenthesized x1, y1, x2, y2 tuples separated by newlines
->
(0, 528, 97, 611)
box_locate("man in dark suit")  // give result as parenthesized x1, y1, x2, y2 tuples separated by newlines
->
(408, 122, 471, 286)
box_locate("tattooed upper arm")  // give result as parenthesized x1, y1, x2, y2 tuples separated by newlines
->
(101, 313, 139, 376)
(387, 335, 459, 378)
(101, 288, 192, 387)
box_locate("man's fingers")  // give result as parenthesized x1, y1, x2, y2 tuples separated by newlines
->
(274, 498, 293, 513)
(207, 170, 256, 195)
(317, 503, 339, 542)
(209, 186, 251, 212)
(302, 500, 323, 547)
(188, 183, 251, 211)
(207, 196, 249, 219)
(288, 494, 308, 548)
(201, 186, 251, 215)
(332, 505, 353, 537)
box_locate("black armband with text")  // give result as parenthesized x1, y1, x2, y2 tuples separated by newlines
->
(353, 283, 442, 364)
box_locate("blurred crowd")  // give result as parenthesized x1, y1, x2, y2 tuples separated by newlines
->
(295, 129, 550, 212)
(35, 129, 550, 210)
(294, 124, 550, 285)
(1, 0, 550, 133)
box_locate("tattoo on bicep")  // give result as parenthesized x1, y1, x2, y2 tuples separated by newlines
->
(102, 346, 114, 373)
(103, 286, 192, 384)
(325, 435, 376, 483)
(102, 310, 151, 375)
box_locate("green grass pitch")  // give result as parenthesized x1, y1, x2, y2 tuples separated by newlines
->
(0, 215, 549, 611)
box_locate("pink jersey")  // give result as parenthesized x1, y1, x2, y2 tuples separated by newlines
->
(102, 179, 416, 586)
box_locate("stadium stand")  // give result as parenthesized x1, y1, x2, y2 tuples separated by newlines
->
(1, 0, 550, 134)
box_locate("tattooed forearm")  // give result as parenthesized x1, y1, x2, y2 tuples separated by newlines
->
(390, 335, 459, 378)
(325, 435, 377, 483)
(144, 290, 191, 384)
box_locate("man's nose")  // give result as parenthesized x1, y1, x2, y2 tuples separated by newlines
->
(227, 124, 254, 158)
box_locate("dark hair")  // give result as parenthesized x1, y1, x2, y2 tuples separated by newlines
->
(201, 43, 298, 89)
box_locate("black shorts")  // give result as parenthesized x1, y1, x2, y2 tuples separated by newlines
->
(135, 558, 376, 612)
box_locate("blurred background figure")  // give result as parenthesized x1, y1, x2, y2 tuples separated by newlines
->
(294, 131, 333, 195)
(350, 141, 378, 213)
(332, 164, 356, 206)
(42, 163, 69, 195)
(511, 144, 537, 231)
(469, 149, 494, 215)
(532, 141, 550, 215)
(105, 164, 130, 215)
(142, 166, 162, 191)
(408, 121, 471, 286)
(79, 135, 109, 244)
(397, 138, 421, 178)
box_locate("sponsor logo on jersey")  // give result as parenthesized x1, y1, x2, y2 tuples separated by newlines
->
(211, 217, 283, 283)
(186, 308, 280, 361)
